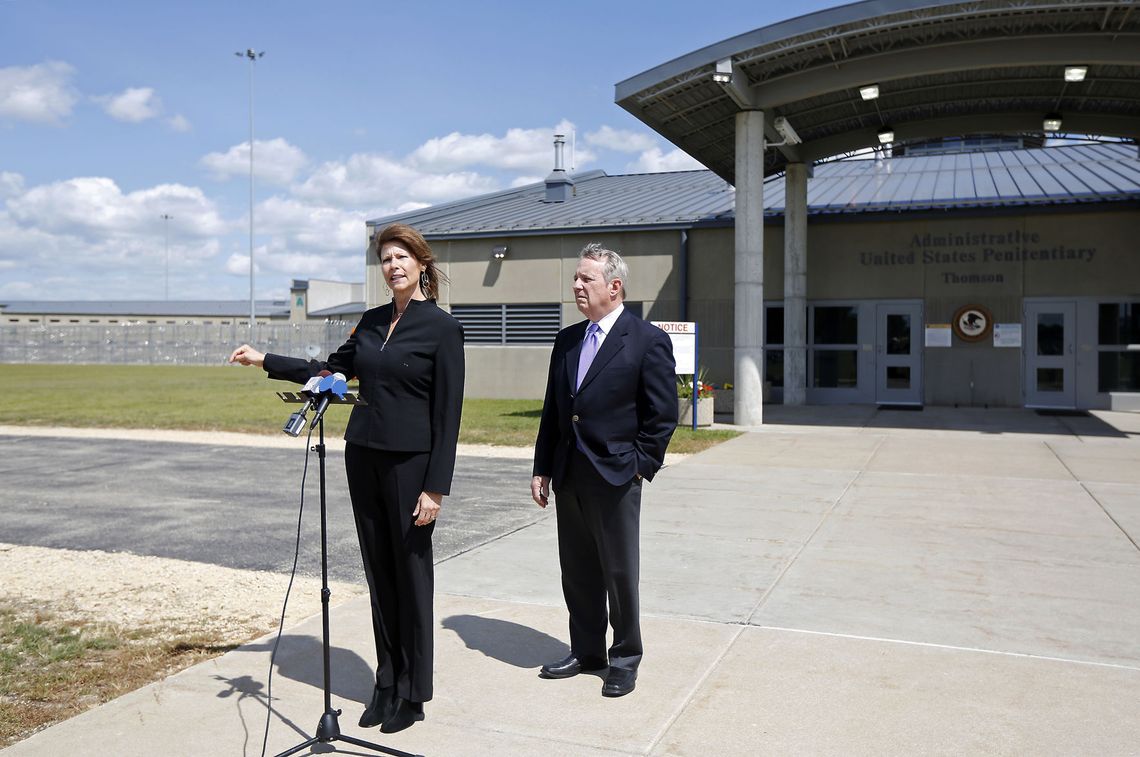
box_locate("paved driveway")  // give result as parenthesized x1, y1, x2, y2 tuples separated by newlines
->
(0, 434, 542, 583)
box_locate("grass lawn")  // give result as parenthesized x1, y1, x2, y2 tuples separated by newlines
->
(0, 601, 226, 747)
(0, 364, 739, 454)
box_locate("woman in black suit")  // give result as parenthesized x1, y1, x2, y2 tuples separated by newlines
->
(229, 223, 464, 734)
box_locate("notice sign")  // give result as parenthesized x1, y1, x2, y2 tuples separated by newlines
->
(993, 323, 1022, 348)
(651, 321, 697, 375)
(925, 324, 952, 348)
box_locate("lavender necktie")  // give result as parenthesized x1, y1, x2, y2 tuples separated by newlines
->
(575, 322, 600, 390)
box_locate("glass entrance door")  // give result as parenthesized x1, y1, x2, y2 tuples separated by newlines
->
(1025, 302, 1076, 408)
(875, 303, 923, 405)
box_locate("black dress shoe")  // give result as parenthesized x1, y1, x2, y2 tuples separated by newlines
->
(380, 698, 425, 734)
(539, 654, 607, 679)
(358, 684, 396, 729)
(601, 667, 637, 697)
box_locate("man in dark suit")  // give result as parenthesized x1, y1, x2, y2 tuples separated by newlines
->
(531, 242, 678, 698)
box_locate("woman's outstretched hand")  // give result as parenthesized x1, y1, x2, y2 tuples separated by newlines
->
(229, 344, 266, 368)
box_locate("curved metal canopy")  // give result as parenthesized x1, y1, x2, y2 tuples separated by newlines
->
(615, 0, 1140, 181)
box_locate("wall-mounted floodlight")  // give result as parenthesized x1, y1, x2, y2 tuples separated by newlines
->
(772, 116, 802, 146)
(859, 84, 880, 101)
(1043, 114, 1063, 132)
(713, 58, 733, 84)
(1063, 66, 1087, 82)
(491, 245, 509, 260)
(877, 127, 894, 144)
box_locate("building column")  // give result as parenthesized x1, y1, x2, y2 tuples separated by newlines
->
(734, 109, 765, 426)
(783, 162, 808, 405)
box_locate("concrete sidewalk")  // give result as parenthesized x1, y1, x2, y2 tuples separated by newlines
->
(5, 408, 1139, 756)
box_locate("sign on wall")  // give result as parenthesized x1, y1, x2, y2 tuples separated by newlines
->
(651, 321, 697, 375)
(952, 304, 993, 342)
(925, 324, 952, 348)
(993, 323, 1022, 348)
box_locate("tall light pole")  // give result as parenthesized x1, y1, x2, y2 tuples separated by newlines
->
(235, 48, 264, 332)
(160, 213, 173, 300)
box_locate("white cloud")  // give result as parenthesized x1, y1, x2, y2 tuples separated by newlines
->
(256, 197, 366, 253)
(625, 147, 704, 173)
(6, 177, 229, 240)
(510, 175, 542, 188)
(224, 252, 256, 277)
(167, 114, 192, 132)
(226, 240, 360, 284)
(0, 198, 224, 301)
(584, 126, 657, 153)
(409, 119, 595, 173)
(200, 138, 309, 185)
(96, 87, 162, 123)
(0, 61, 78, 124)
(0, 172, 24, 199)
(293, 152, 499, 209)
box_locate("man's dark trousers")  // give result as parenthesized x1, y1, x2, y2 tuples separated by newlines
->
(555, 447, 643, 672)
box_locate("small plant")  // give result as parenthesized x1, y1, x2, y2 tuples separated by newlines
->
(677, 368, 714, 399)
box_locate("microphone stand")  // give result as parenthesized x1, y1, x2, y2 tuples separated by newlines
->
(273, 391, 417, 757)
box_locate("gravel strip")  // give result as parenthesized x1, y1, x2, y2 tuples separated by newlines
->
(0, 542, 363, 643)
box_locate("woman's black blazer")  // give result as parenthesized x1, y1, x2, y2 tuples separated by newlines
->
(263, 299, 465, 495)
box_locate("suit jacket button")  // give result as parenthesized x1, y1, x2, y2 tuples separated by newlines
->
(572, 414, 579, 422)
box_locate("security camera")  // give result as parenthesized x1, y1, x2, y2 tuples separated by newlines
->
(773, 116, 802, 146)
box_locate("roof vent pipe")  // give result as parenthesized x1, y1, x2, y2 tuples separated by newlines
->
(544, 133, 575, 203)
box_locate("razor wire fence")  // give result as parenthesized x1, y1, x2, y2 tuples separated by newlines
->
(0, 321, 357, 365)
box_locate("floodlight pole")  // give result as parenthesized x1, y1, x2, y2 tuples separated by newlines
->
(236, 48, 264, 334)
(160, 213, 173, 300)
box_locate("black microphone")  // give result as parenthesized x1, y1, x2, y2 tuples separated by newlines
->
(309, 371, 347, 429)
(282, 372, 328, 437)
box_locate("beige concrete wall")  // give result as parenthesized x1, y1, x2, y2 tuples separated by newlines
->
(687, 225, 780, 385)
(365, 206, 1136, 406)
(463, 345, 552, 399)
(367, 230, 683, 317)
(393, 229, 684, 399)
(684, 208, 1138, 407)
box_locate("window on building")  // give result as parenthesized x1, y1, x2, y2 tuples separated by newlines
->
(450, 303, 561, 344)
(765, 305, 784, 388)
(811, 305, 859, 389)
(1097, 302, 1140, 393)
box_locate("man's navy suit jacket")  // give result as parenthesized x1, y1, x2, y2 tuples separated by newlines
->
(533, 308, 678, 490)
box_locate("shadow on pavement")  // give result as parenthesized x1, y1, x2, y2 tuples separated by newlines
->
(232, 635, 376, 705)
(441, 614, 568, 669)
(737, 405, 1134, 438)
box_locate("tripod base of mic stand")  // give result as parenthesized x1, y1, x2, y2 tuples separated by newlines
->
(274, 707, 420, 757)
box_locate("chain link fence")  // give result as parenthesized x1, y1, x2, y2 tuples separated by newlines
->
(0, 321, 357, 365)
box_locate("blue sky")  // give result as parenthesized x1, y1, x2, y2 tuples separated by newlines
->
(1, 0, 840, 302)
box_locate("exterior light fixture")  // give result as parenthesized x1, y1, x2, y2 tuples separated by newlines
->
(1043, 114, 1063, 132)
(1063, 66, 1087, 82)
(491, 245, 508, 260)
(859, 84, 880, 101)
(877, 127, 894, 144)
(713, 58, 733, 84)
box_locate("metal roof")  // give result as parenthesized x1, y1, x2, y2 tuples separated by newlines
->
(308, 302, 367, 318)
(0, 300, 291, 318)
(615, 0, 1140, 182)
(368, 169, 736, 237)
(367, 143, 1139, 237)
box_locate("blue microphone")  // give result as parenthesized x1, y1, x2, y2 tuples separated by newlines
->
(310, 372, 348, 429)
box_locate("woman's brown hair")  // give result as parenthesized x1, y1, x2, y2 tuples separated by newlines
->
(373, 223, 448, 299)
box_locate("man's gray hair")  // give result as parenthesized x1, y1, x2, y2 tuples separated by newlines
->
(579, 243, 629, 300)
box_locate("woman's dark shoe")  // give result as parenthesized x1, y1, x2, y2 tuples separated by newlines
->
(358, 684, 396, 729)
(380, 698, 425, 734)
